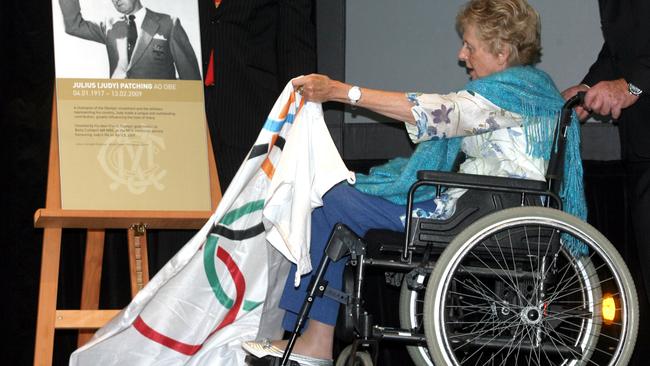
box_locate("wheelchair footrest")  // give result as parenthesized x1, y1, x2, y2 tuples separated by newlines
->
(244, 355, 301, 366)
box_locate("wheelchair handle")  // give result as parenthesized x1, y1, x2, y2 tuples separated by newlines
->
(564, 91, 586, 110)
(560, 91, 586, 125)
(546, 91, 586, 189)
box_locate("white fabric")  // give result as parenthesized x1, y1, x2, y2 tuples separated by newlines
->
(404, 90, 546, 218)
(263, 102, 354, 286)
(69, 81, 350, 365)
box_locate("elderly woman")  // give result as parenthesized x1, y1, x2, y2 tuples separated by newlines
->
(243, 0, 585, 364)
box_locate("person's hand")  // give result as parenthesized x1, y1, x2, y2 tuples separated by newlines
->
(561, 84, 591, 121)
(292, 74, 335, 103)
(584, 78, 639, 120)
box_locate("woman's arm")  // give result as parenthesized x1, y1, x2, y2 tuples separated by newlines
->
(292, 74, 523, 142)
(292, 74, 417, 124)
(406, 91, 522, 142)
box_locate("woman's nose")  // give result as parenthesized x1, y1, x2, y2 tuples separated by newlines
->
(457, 45, 467, 61)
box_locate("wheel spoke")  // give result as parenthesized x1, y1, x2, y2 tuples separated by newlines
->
(426, 208, 637, 366)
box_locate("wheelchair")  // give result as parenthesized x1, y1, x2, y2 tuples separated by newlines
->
(279, 93, 639, 366)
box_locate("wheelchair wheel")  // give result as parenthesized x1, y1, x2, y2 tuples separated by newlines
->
(399, 274, 435, 365)
(335, 345, 373, 366)
(423, 206, 638, 366)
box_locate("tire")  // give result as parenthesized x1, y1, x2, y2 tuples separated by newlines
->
(399, 274, 435, 366)
(423, 206, 638, 366)
(335, 344, 373, 366)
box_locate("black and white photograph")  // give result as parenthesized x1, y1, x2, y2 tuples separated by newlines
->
(52, 0, 202, 80)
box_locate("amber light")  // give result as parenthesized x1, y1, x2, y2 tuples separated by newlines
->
(602, 295, 616, 324)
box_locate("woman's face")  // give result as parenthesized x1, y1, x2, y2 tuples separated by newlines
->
(457, 24, 509, 80)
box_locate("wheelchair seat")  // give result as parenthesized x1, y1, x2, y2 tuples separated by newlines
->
(368, 172, 548, 258)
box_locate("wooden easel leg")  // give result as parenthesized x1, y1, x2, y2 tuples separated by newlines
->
(77, 229, 106, 347)
(127, 225, 150, 298)
(33, 227, 62, 366)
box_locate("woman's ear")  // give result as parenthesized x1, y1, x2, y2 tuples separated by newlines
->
(497, 45, 511, 66)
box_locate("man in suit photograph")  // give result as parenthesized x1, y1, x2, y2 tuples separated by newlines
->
(59, 0, 201, 80)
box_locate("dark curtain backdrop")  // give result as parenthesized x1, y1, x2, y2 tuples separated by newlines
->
(2, 1, 56, 365)
(0, 2, 644, 366)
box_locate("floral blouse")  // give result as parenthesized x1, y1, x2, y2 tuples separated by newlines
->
(402, 90, 547, 220)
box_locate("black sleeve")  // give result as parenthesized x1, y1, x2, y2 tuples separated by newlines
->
(582, 0, 650, 93)
(582, 41, 650, 94)
(581, 42, 616, 87)
(624, 45, 650, 94)
(275, 0, 316, 88)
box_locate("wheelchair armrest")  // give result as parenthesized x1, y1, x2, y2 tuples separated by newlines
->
(400, 171, 557, 262)
(416, 170, 548, 193)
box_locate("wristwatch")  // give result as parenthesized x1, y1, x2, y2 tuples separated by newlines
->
(628, 82, 643, 96)
(348, 86, 362, 105)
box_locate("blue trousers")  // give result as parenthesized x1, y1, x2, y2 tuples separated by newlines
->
(279, 183, 436, 330)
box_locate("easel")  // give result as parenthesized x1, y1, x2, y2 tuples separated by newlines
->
(32, 101, 222, 366)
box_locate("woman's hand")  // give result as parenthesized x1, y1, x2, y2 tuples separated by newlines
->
(292, 74, 416, 123)
(292, 74, 336, 103)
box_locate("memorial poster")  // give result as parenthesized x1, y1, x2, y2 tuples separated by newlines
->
(51, 0, 211, 210)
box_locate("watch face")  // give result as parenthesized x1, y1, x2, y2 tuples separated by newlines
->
(629, 83, 643, 96)
(348, 86, 361, 102)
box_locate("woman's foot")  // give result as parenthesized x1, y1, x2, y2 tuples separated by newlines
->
(284, 319, 334, 359)
(241, 339, 332, 366)
(241, 319, 334, 363)
(268, 337, 332, 360)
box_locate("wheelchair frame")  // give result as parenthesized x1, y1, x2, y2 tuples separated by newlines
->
(276, 93, 638, 366)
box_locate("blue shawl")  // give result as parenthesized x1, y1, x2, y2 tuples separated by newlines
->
(353, 66, 587, 254)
